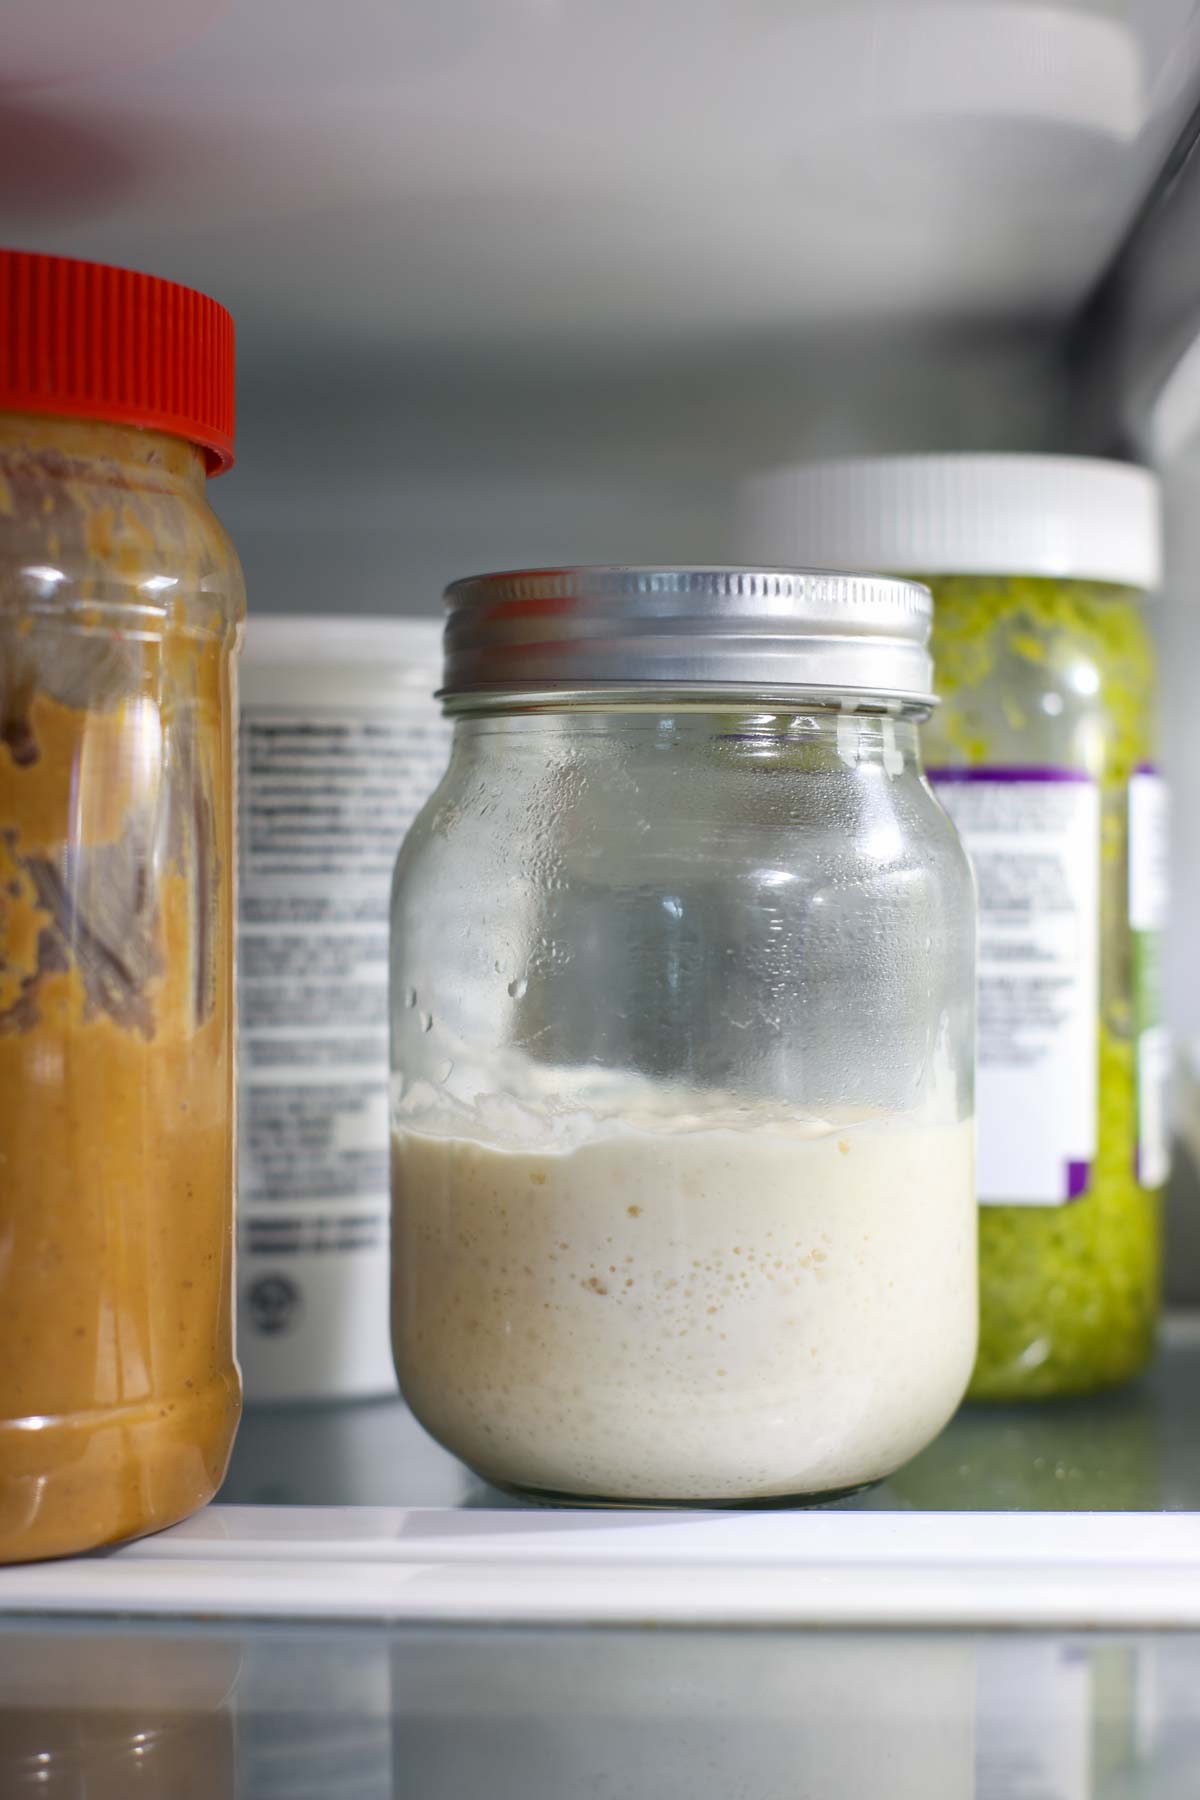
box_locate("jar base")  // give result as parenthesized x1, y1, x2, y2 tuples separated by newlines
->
(0, 1370, 241, 1565)
(482, 1475, 881, 1511)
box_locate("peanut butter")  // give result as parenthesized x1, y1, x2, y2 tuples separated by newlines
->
(0, 414, 243, 1562)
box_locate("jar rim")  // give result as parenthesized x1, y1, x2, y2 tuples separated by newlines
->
(440, 683, 936, 718)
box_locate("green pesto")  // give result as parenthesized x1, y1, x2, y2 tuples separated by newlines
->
(922, 574, 1162, 1400)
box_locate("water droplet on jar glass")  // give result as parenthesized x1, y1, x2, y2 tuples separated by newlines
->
(507, 977, 528, 1000)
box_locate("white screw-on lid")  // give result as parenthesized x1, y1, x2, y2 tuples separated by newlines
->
(740, 455, 1162, 592)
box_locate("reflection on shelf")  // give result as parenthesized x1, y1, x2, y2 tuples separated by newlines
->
(0, 1628, 240, 1798)
(2, 1623, 1197, 1799)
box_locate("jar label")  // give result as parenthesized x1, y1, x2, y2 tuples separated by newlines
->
(1129, 768, 1170, 1189)
(238, 698, 451, 1397)
(929, 768, 1100, 1206)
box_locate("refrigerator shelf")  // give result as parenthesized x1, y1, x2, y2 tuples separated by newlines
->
(4, 1316, 1200, 1629)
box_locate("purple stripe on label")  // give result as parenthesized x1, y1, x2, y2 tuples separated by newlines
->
(1134, 762, 1160, 777)
(1066, 1160, 1091, 1201)
(927, 766, 1094, 784)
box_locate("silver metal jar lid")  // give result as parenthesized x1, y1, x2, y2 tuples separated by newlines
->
(441, 566, 934, 708)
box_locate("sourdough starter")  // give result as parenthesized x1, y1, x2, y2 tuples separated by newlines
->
(391, 1103, 976, 1501)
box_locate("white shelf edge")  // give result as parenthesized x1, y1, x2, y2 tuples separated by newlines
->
(3, 1507, 1200, 1628)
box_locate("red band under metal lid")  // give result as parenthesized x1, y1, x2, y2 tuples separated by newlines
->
(0, 249, 235, 474)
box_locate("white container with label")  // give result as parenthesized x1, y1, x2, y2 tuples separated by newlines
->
(238, 616, 451, 1402)
(741, 455, 1165, 1401)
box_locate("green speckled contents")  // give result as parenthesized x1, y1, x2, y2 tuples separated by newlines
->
(924, 575, 1162, 1400)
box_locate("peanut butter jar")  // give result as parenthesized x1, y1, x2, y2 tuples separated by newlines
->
(0, 251, 243, 1561)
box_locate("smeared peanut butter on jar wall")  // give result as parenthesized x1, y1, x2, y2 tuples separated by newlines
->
(0, 253, 243, 1562)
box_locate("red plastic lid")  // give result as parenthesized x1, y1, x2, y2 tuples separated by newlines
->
(0, 249, 235, 474)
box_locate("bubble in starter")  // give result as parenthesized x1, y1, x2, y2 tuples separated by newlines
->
(507, 977, 528, 1000)
(420, 1012, 433, 1033)
(405, 988, 418, 1009)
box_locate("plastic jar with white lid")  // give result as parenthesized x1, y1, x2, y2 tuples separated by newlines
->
(742, 455, 1166, 1400)
(389, 566, 977, 1504)
(238, 615, 451, 1402)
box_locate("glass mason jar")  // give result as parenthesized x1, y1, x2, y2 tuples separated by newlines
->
(390, 567, 977, 1505)
(0, 253, 243, 1561)
(742, 456, 1166, 1401)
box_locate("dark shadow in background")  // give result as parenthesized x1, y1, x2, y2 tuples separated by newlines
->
(0, 99, 139, 232)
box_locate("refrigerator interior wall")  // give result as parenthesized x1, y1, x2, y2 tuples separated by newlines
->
(1064, 78, 1200, 1289)
(215, 331, 1065, 616)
